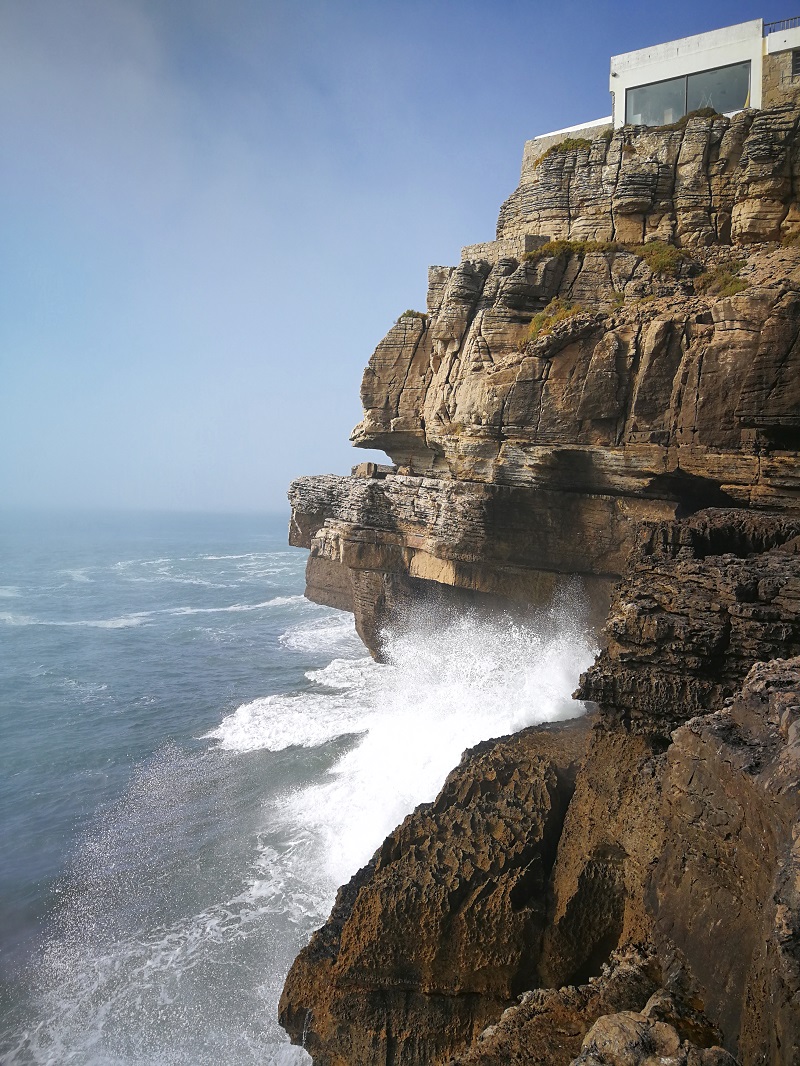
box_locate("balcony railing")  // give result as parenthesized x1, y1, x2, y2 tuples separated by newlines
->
(764, 16, 800, 34)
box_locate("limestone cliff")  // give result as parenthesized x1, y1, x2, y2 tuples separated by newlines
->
(282, 106, 800, 1065)
(291, 107, 800, 658)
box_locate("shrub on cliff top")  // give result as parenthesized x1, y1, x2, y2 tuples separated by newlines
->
(522, 237, 692, 279)
(533, 136, 593, 167)
(695, 258, 747, 297)
(397, 309, 427, 324)
(652, 107, 721, 132)
(526, 298, 584, 342)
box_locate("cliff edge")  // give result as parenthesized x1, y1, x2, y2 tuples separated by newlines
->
(281, 107, 800, 1064)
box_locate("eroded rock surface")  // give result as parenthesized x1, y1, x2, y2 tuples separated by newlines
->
(500, 108, 800, 247)
(293, 234, 800, 655)
(281, 106, 800, 1066)
(279, 717, 592, 1066)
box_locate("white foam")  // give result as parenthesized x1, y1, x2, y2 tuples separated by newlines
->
(0, 598, 305, 631)
(223, 587, 597, 888)
(0, 585, 21, 598)
(202, 680, 373, 752)
(279, 613, 362, 655)
(8, 746, 315, 1066)
(166, 597, 306, 617)
(0, 610, 148, 628)
(61, 568, 93, 583)
(0, 610, 36, 626)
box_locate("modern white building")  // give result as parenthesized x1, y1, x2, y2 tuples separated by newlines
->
(524, 17, 800, 167)
(610, 17, 800, 128)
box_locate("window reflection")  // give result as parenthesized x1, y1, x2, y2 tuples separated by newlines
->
(687, 62, 750, 112)
(626, 76, 685, 126)
(625, 61, 751, 126)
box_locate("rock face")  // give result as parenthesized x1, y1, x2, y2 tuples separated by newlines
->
(281, 106, 800, 1066)
(501, 108, 800, 247)
(291, 115, 800, 657)
(280, 717, 592, 1066)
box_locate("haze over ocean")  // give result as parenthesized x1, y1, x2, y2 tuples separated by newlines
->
(1, 2, 789, 1063)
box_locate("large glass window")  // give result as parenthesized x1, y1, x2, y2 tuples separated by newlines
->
(687, 62, 750, 112)
(625, 61, 751, 126)
(626, 76, 686, 126)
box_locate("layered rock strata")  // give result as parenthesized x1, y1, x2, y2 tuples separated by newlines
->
(291, 114, 800, 656)
(503, 106, 800, 247)
(282, 105, 800, 1065)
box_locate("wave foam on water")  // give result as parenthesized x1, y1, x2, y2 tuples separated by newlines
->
(219, 583, 598, 886)
(5, 585, 596, 1066)
(3, 746, 314, 1066)
(0, 597, 310, 630)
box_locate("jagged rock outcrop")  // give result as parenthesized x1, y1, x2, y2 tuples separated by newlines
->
(282, 106, 800, 1066)
(280, 717, 592, 1066)
(291, 113, 800, 655)
(499, 108, 800, 248)
(447, 950, 735, 1066)
(282, 512, 800, 1064)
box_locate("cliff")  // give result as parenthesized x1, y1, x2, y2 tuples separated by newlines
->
(281, 106, 800, 1065)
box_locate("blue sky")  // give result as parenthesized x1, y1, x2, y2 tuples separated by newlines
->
(0, 0, 785, 511)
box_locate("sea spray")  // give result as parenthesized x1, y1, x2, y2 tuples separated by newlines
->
(213, 581, 598, 889)
(2, 514, 597, 1066)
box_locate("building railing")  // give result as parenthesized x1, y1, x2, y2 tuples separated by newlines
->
(764, 16, 800, 34)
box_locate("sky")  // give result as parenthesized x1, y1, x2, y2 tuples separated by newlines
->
(0, 0, 788, 512)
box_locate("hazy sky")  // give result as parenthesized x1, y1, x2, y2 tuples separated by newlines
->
(0, 0, 782, 512)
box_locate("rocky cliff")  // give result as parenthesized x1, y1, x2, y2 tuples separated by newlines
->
(282, 106, 800, 1064)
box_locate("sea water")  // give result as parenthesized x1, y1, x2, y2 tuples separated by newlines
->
(0, 510, 597, 1065)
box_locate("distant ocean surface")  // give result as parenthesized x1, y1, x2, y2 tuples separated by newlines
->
(0, 510, 596, 1066)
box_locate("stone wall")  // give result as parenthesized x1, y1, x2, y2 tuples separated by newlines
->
(520, 120, 613, 176)
(460, 235, 550, 264)
(763, 51, 800, 109)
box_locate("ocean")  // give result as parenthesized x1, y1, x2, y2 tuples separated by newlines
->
(0, 510, 596, 1065)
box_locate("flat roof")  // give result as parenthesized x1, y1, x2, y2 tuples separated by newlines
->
(610, 18, 763, 73)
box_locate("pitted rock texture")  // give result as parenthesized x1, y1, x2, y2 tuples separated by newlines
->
(571, 1009, 736, 1066)
(281, 515, 800, 1065)
(650, 656, 800, 1063)
(579, 510, 800, 731)
(499, 107, 800, 247)
(446, 948, 663, 1066)
(279, 716, 592, 1066)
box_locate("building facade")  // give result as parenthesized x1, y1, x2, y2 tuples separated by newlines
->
(610, 17, 800, 128)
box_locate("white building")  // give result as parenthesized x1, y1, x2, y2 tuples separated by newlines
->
(525, 17, 800, 166)
(609, 17, 800, 128)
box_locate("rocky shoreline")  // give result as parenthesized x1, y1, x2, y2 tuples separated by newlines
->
(281, 107, 800, 1064)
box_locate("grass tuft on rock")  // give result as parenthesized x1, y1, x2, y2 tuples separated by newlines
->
(397, 309, 428, 324)
(533, 137, 593, 167)
(527, 298, 584, 342)
(695, 258, 747, 297)
(522, 239, 619, 264)
(521, 237, 694, 279)
(630, 107, 722, 132)
(633, 240, 689, 278)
